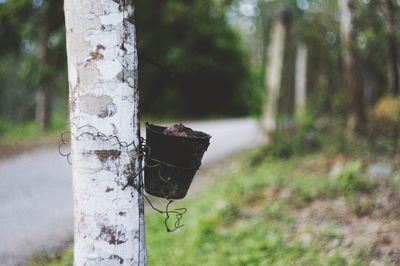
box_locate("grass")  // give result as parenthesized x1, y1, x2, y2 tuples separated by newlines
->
(29, 147, 389, 266)
(28, 248, 73, 266)
(0, 112, 67, 159)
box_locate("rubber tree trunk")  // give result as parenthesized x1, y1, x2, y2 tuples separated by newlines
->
(339, 0, 366, 135)
(35, 24, 50, 130)
(261, 14, 286, 140)
(384, 0, 399, 96)
(64, 0, 146, 265)
(294, 43, 308, 118)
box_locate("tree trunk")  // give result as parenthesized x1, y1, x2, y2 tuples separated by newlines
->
(294, 43, 308, 118)
(35, 87, 49, 129)
(64, 0, 146, 265)
(35, 24, 50, 129)
(261, 14, 286, 140)
(384, 0, 399, 96)
(339, 0, 366, 135)
(279, 14, 295, 126)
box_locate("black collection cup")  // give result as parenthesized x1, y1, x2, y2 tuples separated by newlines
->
(144, 123, 211, 199)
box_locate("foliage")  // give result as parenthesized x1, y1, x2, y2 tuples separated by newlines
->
(0, 118, 39, 140)
(264, 128, 318, 159)
(0, 0, 66, 123)
(254, 112, 319, 160)
(329, 160, 370, 196)
(370, 96, 400, 140)
(136, 0, 258, 118)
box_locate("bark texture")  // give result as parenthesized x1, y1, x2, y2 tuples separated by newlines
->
(339, 0, 366, 135)
(64, 0, 146, 265)
(261, 14, 286, 138)
(384, 0, 399, 96)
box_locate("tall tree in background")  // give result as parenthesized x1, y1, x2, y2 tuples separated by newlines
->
(35, 21, 50, 129)
(383, 0, 399, 96)
(64, 0, 146, 264)
(339, 0, 366, 135)
(261, 11, 286, 139)
(34, 0, 64, 129)
(294, 43, 308, 118)
(0, 0, 65, 128)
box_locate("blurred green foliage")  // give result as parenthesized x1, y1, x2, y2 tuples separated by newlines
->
(370, 96, 400, 148)
(0, 0, 67, 125)
(332, 160, 370, 196)
(136, 0, 261, 117)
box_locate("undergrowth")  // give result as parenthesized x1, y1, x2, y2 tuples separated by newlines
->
(29, 149, 381, 266)
(0, 111, 66, 143)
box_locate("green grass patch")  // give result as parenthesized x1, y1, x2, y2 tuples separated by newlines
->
(27, 247, 73, 266)
(145, 153, 369, 266)
(0, 112, 68, 158)
(28, 152, 373, 266)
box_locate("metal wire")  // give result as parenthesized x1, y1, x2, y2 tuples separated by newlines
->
(59, 126, 188, 232)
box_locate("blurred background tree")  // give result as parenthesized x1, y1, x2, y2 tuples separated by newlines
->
(0, 0, 65, 131)
(229, 0, 399, 145)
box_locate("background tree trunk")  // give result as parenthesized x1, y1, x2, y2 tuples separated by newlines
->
(35, 24, 50, 129)
(384, 0, 399, 96)
(64, 0, 146, 265)
(295, 43, 308, 119)
(261, 13, 286, 140)
(35, 87, 49, 129)
(339, 0, 366, 135)
(278, 14, 296, 127)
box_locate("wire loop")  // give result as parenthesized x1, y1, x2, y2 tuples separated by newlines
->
(59, 125, 187, 232)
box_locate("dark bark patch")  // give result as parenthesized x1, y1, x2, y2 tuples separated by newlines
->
(113, 0, 135, 23)
(119, 211, 126, 216)
(105, 186, 114, 192)
(108, 255, 124, 264)
(98, 102, 117, 118)
(89, 51, 104, 60)
(97, 44, 106, 50)
(98, 225, 127, 245)
(69, 99, 76, 113)
(120, 42, 127, 53)
(88, 44, 106, 61)
(122, 162, 139, 191)
(116, 69, 135, 84)
(95, 150, 121, 163)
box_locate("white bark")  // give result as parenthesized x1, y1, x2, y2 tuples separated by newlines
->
(294, 43, 308, 117)
(261, 16, 286, 136)
(64, 0, 146, 265)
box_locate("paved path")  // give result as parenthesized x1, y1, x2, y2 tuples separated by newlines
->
(0, 118, 262, 265)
